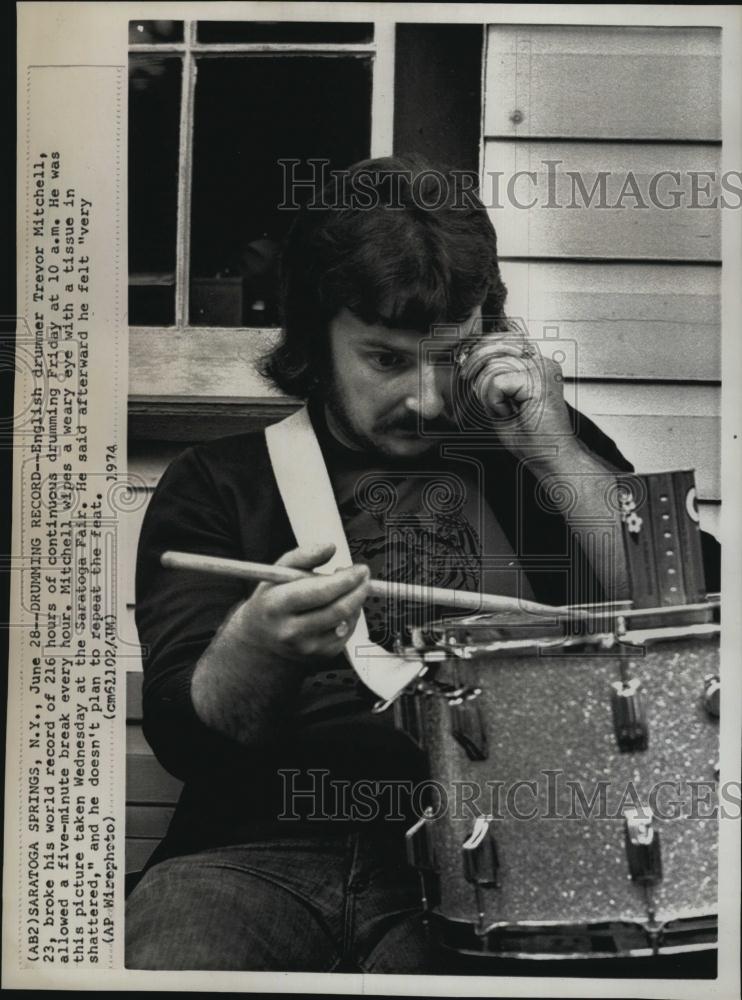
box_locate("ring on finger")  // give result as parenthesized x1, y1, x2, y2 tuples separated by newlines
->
(334, 620, 350, 638)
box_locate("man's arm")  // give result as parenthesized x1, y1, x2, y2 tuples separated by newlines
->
(515, 437, 630, 602)
(191, 544, 369, 747)
(463, 341, 629, 601)
(135, 441, 368, 779)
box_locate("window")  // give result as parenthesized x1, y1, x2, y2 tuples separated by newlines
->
(128, 18, 393, 331)
(127, 18, 484, 430)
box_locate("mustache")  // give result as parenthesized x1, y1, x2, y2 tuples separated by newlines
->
(376, 412, 458, 435)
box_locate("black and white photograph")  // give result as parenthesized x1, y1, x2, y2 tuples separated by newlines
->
(7, 2, 742, 995)
(123, 3, 728, 981)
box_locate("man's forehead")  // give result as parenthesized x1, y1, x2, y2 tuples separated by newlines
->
(332, 307, 481, 347)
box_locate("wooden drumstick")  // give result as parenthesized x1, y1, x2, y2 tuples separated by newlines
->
(160, 550, 587, 620)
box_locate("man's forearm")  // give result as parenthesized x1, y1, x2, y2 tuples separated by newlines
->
(190, 551, 370, 748)
(524, 437, 629, 602)
(191, 602, 306, 748)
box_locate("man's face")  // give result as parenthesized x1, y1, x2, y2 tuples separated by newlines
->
(325, 306, 480, 459)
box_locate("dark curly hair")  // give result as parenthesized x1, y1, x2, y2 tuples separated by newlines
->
(259, 154, 508, 398)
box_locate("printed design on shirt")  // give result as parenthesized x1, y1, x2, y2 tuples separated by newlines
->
(341, 471, 484, 644)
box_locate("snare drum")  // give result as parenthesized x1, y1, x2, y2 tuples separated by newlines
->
(397, 606, 720, 959)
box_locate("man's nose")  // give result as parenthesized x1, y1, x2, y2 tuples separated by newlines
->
(405, 364, 447, 421)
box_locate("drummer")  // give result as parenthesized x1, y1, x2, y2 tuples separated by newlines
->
(126, 155, 718, 972)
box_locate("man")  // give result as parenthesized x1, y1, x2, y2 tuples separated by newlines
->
(125, 156, 716, 972)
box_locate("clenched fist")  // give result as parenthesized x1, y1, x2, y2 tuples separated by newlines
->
(459, 336, 574, 455)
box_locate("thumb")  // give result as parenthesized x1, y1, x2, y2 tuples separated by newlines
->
(276, 542, 337, 572)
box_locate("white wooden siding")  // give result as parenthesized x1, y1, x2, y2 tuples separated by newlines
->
(485, 142, 721, 261)
(484, 25, 721, 141)
(483, 23, 721, 528)
(499, 262, 720, 381)
(129, 327, 281, 399)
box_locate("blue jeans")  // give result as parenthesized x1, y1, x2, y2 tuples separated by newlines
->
(125, 831, 435, 972)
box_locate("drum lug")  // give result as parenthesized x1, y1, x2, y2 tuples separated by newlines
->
(703, 673, 720, 718)
(463, 816, 499, 935)
(372, 695, 397, 714)
(405, 807, 437, 872)
(624, 805, 663, 885)
(449, 694, 488, 761)
(393, 692, 425, 750)
(610, 677, 649, 752)
(462, 815, 499, 886)
(405, 808, 440, 918)
(371, 665, 428, 714)
(644, 915, 666, 957)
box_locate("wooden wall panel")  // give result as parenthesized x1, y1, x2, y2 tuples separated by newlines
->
(126, 838, 160, 875)
(129, 326, 281, 399)
(484, 141, 721, 261)
(484, 25, 721, 141)
(578, 414, 718, 500)
(127, 442, 189, 487)
(499, 261, 720, 381)
(123, 494, 151, 604)
(570, 382, 718, 417)
(126, 752, 183, 805)
(568, 384, 719, 501)
(482, 23, 721, 531)
(126, 805, 175, 840)
(127, 670, 143, 722)
(127, 722, 151, 756)
(121, 607, 143, 673)
(698, 502, 719, 541)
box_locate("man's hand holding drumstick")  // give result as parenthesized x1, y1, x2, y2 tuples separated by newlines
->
(191, 542, 370, 747)
(187, 528, 589, 745)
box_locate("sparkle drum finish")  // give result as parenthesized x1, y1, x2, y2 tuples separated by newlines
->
(398, 609, 720, 959)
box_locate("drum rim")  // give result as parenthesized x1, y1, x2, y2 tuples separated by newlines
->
(415, 597, 720, 646)
(430, 910, 718, 960)
(416, 621, 720, 660)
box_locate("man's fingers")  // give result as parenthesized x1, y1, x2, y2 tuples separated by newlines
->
(253, 544, 337, 599)
(271, 564, 370, 614)
(463, 341, 531, 379)
(485, 371, 533, 400)
(466, 341, 528, 366)
(275, 543, 337, 571)
(296, 584, 369, 632)
(480, 369, 534, 412)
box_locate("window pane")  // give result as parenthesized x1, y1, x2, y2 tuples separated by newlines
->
(129, 20, 184, 44)
(128, 55, 181, 325)
(189, 56, 372, 327)
(197, 21, 373, 44)
(128, 280, 176, 327)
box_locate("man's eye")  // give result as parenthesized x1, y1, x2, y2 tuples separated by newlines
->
(368, 352, 406, 371)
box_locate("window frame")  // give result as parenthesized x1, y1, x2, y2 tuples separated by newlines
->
(128, 18, 395, 349)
